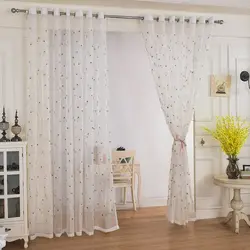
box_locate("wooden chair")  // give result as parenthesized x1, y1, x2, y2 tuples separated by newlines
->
(112, 150, 136, 211)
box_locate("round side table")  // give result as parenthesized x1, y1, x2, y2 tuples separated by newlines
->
(214, 175, 250, 233)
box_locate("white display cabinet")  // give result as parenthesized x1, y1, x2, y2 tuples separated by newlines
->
(0, 142, 28, 248)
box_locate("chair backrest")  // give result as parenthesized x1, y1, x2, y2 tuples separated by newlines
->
(112, 150, 136, 180)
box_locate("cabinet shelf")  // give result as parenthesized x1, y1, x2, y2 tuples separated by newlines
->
(5, 171, 20, 175)
(0, 194, 20, 198)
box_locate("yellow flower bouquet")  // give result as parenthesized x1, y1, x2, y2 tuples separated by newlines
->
(204, 116, 250, 179)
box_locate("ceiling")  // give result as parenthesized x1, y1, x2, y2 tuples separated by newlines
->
(6, 0, 250, 14)
(137, 0, 250, 9)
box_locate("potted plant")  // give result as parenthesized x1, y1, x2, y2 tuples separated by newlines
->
(204, 116, 250, 179)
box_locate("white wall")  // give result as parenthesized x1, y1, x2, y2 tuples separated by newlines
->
(108, 32, 194, 207)
(195, 37, 250, 219)
(108, 33, 170, 206)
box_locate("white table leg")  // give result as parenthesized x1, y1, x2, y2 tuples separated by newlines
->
(223, 211, 233, 224)
(225, 188, 250, 234)
(123, 187, 127, 205)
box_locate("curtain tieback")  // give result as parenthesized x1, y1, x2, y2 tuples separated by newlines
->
(174, 137, 186, 150)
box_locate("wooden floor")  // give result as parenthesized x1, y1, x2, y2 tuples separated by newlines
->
(5, 207, 250, 250)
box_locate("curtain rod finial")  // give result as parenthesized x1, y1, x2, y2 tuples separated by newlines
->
(11, 8, 17, 13)
(215, 20, 224, 24)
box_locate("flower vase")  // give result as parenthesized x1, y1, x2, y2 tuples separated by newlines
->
(226, 157, 240, 179)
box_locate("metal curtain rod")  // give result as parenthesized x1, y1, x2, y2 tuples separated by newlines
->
(11, 8, 224, 24)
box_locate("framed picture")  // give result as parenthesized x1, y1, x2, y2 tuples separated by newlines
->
(243, 165, 250, 171)
(210, 75, 231, 97)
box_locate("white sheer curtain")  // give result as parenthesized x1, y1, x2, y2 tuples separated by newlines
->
(26, 8, 118, 238)
(141, 16, 213, 225)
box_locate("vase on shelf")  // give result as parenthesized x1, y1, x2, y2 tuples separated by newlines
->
(11, 111, 22, 142)
(226, 156, 240, 179)
(0, 107, 10, 142)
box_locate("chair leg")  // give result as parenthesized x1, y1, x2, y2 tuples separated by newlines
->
(123, 187, 127, 205)
(131, 186, 136, 211)
(137, 173, 141, 208)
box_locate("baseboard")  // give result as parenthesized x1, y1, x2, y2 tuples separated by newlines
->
(196, 207, 225, 219)
(117, 196, 250, 221)
(189, 211, 197, 221)
(140, 197, 167, 207)
(196, 205, 250, 220)
(116, 197, 167, 210)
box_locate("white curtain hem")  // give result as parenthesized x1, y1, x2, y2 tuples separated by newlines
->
(169, 220, 189, 226)
(30, 233, 54, 241)
(94, 225, 120, 234)
(29, 225, 119, 240)
(26, 9, 118, 236)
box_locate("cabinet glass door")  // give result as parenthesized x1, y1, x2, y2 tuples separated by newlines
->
(7, 151, 19, 171)
(6, 151, 21, 219)
(7, 175, 20, 195)
(0, 151, 4, 219)
(0, 199, 4, 219)
(0, 176, 4, 196)
(0, 150, 22, 220)
(8, 198, 20, 218)
(0, 172, 4, 219)
(0, 152, 3, 172)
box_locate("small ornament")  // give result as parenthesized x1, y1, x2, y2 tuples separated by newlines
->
(0, 107, 10, 142)
(116, 147, 125, 151)
(11, 111, 22, 142)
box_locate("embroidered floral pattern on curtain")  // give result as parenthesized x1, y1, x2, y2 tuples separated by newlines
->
(141, 16, 213, 225)
(26, 8, 118, 238)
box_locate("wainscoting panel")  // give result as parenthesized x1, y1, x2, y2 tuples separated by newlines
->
(195, 37, 250, 219)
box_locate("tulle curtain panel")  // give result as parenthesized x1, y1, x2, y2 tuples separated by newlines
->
(141, 15, 213, 225)
(25, 6, 214, 236)
(26, 8, 118, 238)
